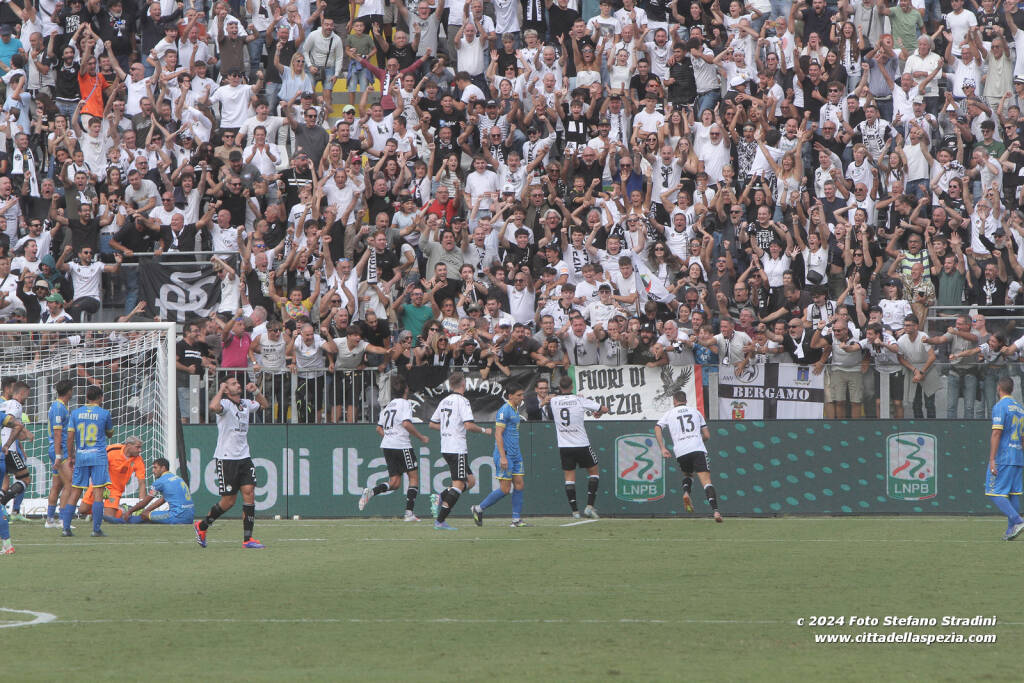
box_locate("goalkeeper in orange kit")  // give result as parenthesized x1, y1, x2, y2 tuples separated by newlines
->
(79, 437, 146, 520)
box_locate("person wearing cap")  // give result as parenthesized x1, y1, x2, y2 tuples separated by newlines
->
(0, 24, 22, 82)
(40, 291, 72, 324)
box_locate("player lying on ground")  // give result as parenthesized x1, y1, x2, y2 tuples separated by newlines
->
(118, 458, 195, 524)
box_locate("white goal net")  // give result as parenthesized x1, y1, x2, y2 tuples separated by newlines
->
(0, 323, 177, 515)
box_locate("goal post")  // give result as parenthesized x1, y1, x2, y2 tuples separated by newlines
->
(0, 322, 177, 514)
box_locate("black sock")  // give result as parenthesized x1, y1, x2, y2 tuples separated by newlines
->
(564, 482, 577, 512)
(0, 479, 24, 505)
(243, 504, 255, 541)
(372, 483, 389, 495)
(405, 486, 418, 512)
(199, 503, 225, 531)
(682, 477, 693, 496)
(704, 484, 718, 512)
(438, 488, 460, 522)
(587, 476, 599, 507)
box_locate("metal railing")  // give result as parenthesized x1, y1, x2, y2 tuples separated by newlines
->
(184, 367, 383, 424)
(926, 304, 1024, 324)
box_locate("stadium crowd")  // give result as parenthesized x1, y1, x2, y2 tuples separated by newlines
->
(0, 0, 1022, 423)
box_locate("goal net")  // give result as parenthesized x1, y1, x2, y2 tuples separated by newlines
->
(0, 323, 177, 515)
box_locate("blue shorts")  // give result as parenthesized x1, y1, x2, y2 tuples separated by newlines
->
(148, 507, 195, 524)
(493, 452, 524, 480)
(72, 462, 111, 489)
(985, 464, 1023, 497)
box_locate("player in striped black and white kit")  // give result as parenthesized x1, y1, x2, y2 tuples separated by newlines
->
(428, 372, 492, 530)
(654, 391, 722, 522)
(548, 376, 608, 519)
(194, 378, 271, 549)
(360, 375, 430, 521)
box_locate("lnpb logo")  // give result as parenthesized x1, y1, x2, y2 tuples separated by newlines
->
(615, 434, 665, 502)
(886, 433, 938, 500)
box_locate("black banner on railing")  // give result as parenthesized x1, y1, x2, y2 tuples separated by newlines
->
(139, 260, 222, 322)
(404, 366, 539, 422)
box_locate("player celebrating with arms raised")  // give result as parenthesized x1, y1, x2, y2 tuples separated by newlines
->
(549, 376, 609, 519)
(64, 386, 114, 537)
(986, 377, 1024, 541)
(194, 378, 270, 549)
(429, 372, 492, 530)
(654, 391, 723, 523)
(472, 384, 529, 527)
(360, 375, 430, 520)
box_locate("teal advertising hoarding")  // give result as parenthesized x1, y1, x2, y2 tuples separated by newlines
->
(179, 421, 997, 517)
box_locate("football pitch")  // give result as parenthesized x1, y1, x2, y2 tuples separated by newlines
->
(4, 516, 1022, 681)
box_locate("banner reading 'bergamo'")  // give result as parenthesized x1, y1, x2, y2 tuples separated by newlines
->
(139, 260, 222, 323)
(718, 363, 825, 419)
(572, 365, 704, 419)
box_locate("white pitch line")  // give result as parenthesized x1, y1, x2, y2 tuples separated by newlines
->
(11, 538, 327, 548)
(560, 519, 599, 527)
(0, 608, 58, 629)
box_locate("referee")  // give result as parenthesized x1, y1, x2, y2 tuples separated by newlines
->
(194, 378, 270, 549)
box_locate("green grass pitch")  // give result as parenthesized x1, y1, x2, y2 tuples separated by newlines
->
(3, 516, 1021, 681)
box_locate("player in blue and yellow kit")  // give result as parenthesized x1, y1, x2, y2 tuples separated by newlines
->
(986, 377, 1024, 540)
(64, 386, 114, 538)
(45, 380, 74, 528)
(471, 385, 529, 527)
(122, 458, 195, 524)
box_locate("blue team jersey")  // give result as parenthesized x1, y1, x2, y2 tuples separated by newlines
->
(494, 402, 523, 457)
(150, 472, 194, 509)
(48, 400, 71, 461)
(68, 404, 114, 466)
(992, 397, 1024, 467)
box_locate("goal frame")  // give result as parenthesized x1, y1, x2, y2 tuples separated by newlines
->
(3, 322, 178, 474)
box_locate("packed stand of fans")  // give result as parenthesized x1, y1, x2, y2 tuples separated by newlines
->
(0, 0, 1023, 422)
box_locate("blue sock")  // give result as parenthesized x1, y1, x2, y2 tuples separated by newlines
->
(478, 488, 506, 511)
(1013, 495, 1021, 513)
(47, 505, 56, 519)
(12, 490, 24, 513)
(511, 489, 524, 519)
(128, 516, 143, 524)
(102, 514, 126, 524)
(92, 501, 104, 533)
(61, 504, 74, 531)
(0, 510, 8, 540)
(991, 496, 1023, 527)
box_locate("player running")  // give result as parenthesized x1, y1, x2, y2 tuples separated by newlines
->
(45, 380, 74, 528)
(194, 378, 270, 549)
(428, 372, 492, 530)
(64, 386, 115, 537)
(360, 375, 430, 520)
(654, 391, 723, 523)
(549, 376, 609, 519)
(122, 458, 195, 524)
(79, 438, 146, 522)
(0, 381, 36, 520)
(471, 384, 528, 527)
(986, 377, 1024, 540)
